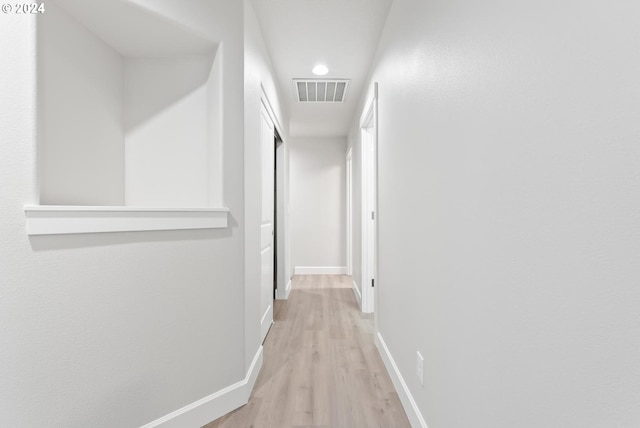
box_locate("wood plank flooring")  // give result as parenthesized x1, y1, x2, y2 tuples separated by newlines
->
(203, 275, 411, 428)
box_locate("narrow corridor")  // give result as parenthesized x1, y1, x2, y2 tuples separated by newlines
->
(204, 275, 410, 428)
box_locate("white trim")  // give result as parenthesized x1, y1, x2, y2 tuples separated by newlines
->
(276, 278, 292, 300)
(359, 83, 379, 128)
(294, 266, 347, 275)
(260, 304, 274, 343)
(140, 346, 263, 428)
(24, 205, 226, 213)
(346, 148, 353, 277)
(260, 305, 272, 326)
(24, 205, 229, 235)
(352, 279, 362, 306)
(360, 82, 378, 314)
(375, 332, 428, 428)
(260, 85, 284, 142)
(275, 140, 288, 302)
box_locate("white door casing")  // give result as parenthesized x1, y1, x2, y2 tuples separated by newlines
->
(275, 141, 287, 298)
(260, 102, 275, 342)
(346, 148, 353, 277)
(360, 83, 378, 314)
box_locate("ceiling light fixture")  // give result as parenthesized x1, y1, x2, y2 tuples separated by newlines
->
(312, 64, 329, 76)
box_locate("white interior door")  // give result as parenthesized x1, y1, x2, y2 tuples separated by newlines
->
(260, 103, 275, 342)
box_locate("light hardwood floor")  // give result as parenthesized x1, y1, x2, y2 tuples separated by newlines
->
(203, 275, 411, 428)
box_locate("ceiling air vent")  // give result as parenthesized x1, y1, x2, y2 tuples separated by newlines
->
(294, 79, 350, 103)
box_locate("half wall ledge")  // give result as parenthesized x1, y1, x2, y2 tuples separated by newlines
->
(24, 205, 229, 235)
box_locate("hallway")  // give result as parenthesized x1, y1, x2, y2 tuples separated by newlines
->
(3, 0, 640, 426)
(204, 275, 410, 428)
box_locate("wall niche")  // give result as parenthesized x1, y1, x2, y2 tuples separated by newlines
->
(27, 0, 227, 234)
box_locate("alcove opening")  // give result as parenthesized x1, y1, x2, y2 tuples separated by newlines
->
(37, 0, 224, 208)
(26, 0, 228, 235)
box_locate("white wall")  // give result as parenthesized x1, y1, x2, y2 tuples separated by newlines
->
(124, 56, 213, 207)
(207, 48, 224, 207)
(290, 137, 346, 272)
(0, 1, 247, 426)
(355, 0, 640, 427)
(38, 1, 124, 205)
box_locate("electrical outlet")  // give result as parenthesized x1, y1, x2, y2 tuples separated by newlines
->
(416, 351, 424, 386)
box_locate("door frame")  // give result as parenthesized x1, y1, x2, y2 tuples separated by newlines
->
(260, 86, 290, 302)
(275, 136, 290, 300)
(346, 148, 353, 277)
(259, 101, 275, 342)
(360, 83, 378, 314)
(259, 88, 288, 344)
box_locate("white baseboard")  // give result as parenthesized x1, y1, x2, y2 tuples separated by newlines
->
(260, 304, 273, 343)
(375, 332, 428, 428)
(140, 346, 263, 428)
(352, 279, 362, 307)
(276, 278, 292, 300)
(294, 266, 347, 275)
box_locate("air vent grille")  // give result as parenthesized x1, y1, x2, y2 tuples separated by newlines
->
(294, 79, 350, 103)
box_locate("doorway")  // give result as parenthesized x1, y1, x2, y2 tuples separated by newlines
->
(260, 89, 289, 343)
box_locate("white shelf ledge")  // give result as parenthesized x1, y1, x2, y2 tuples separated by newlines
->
(24, 205, 229, 235)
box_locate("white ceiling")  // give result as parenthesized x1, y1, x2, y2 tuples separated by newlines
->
(251, 0, 393, 138)
(55, 0, 217, 57)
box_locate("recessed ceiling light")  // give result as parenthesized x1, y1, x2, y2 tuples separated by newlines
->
(312, 64, 329, 76)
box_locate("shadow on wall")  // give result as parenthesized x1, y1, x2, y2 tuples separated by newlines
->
(124, 53, 215, 132)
